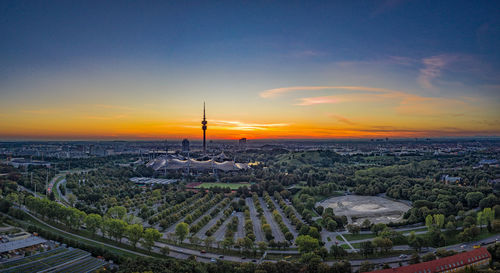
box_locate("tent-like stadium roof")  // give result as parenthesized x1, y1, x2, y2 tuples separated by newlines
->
(146, 157, 250, 172)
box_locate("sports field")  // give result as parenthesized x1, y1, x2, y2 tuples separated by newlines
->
(195, 182, 250, 189)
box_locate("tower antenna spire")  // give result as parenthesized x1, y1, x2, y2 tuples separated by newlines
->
(202, 102, 207, 154)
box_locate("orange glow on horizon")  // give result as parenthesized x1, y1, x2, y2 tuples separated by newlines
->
(1, 85, 498, 140)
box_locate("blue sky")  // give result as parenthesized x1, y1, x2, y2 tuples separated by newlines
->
(0, 0, 499, 139)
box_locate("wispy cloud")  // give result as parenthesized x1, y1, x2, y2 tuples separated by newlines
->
(183, 120, 290, 131)
(295, 96, 341, 106)
(329, 114, 356, 125)
(211, 120, 289, 131)
(418, 54, 456, 89)
(262, 84, 475, 117)
(260, 85, 398, 98)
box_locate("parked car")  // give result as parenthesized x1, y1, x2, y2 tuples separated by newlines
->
(200, 250, 206, 254)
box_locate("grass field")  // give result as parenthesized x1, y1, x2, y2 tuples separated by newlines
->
(196, 182, 250, 189)
(337, 233, 377, 241)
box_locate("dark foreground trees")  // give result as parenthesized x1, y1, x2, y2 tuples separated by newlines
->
(118, 256, 351, 273)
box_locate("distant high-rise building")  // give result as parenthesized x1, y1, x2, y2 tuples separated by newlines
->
(239, 138, 247, 149)
(182, 139, 190, 153)
(201, 102, 207, 153)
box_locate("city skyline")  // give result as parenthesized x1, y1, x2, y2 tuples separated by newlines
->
(1, 1, 499, 140)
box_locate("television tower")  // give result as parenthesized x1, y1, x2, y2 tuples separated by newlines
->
(201, 102, 207, 154)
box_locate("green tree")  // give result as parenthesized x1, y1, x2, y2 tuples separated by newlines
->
(161, 246, 170, 256)
(371, 223, 387, 234)
(222, 237, 234, 252)
(257, 241, 267, 253)
(360, 241, 374, 258)
(433, 214, 445, 228)
(67, 193, 76, 207)
(372, 237, 393, 253)
(126, 224, 143, 248)
(445, 221, 456, 236)
(108, 218, 127, 242)
(422, 252, 436, 262)
(361, 219, 371, 229)
(330, 245, 347, 258)
(346, 224, 360, 235)
(84, 213, 102, 236)
(308, 227, 320, 239)
(107, 206, 127, 219)
(204, 236, 215, 248)
(296, 235, 319, 253)
(477, 212, 486, 229)
(175, 222, 189, 243)
(142, 228, 161, 252)
(408, 231, 425, 252)
(425, 214, 433, 228)
(242, 236, 253, 252)
(6, 193, 19, 204)
(326, 218, 337, 231)
(483, 207, 495, 224)
(465, 192, 484, 208)
(359, 261, 374, 272)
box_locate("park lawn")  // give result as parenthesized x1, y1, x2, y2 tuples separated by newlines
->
(338, 227, 429, 242)
(475, 230, 499, 240)
(339, 242, 364, 249)
(350, 242, 362, 249)
(340, 244, 351, 249)
(196, 182, 250, 190)
(338, 233, 377, 241)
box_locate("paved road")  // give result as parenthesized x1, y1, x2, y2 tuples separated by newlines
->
(189, 198, 225, 228)
(195, 202, 232, 240)
(270, 197, 298, 242)
(55, 178, 69, 204)
(259, 197, 285, 242)
(336, 232, 355, 250)
(321, 230, 343, 250)
(286, 200, 306, 224)
(164, 197, 216, 235)
(235, 212, 245, 240)
(212, 214, 235, 242)
(246, 197, 265, 242)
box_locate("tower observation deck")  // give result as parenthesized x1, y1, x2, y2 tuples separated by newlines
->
(202, 102, 207, 153)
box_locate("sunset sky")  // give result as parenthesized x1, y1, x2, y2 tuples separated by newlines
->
(1, 1, 499, 140)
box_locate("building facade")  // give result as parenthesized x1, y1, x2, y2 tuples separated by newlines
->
(370, 248, 491, 273)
